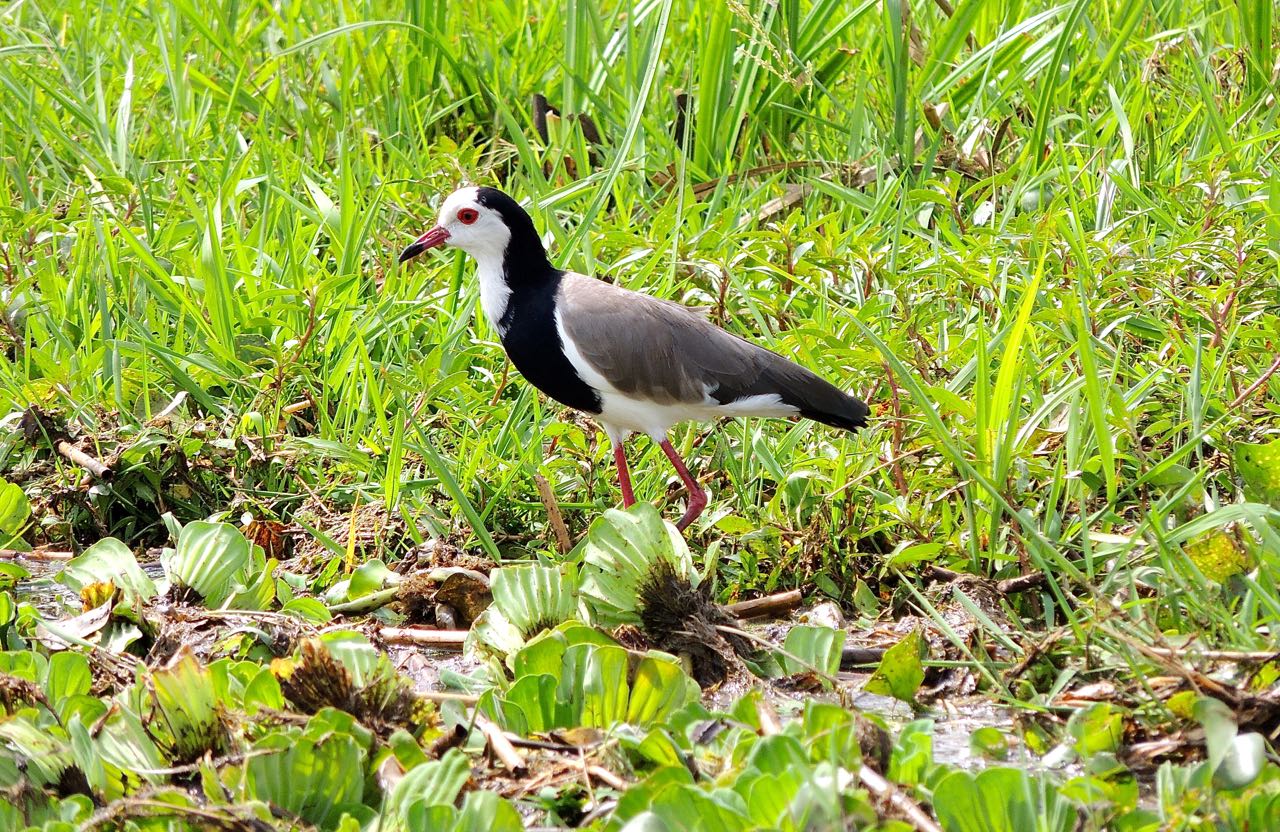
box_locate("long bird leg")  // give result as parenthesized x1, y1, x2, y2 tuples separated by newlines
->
(612, 442, 636, 507)
(658, 438, 708, 530)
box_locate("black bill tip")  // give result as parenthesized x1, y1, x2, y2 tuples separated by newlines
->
(398, 242, 426, 263)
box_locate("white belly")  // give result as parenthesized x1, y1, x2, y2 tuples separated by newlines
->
(595, 387, 797, 443)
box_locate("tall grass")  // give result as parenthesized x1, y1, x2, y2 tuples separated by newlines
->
(1, 0, 1277, 660)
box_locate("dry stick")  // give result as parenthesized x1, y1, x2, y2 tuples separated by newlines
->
(1100, 623, 1245, 706)
(929, 0, 979, 49)
(857, 764, 945, 832)
(0, 548, 73, 561)
(83, 799, 266, 832)
(534, 474, 572, 555)
(419, 690, 481, 705)
(379, 627, 468, 648)
(1230, 353, 1280, 408)
(1142, 647, 1280, 662)
(926, 565, 1049, 597)
(505, 735, 585, 752)
(724, 589, 803, 619)
(586, 765, 627, 790)
(474, 712, 527, 774)
(428, 724, 468, 758)
(881, 363, 910, 497)
(841, 647, 888, 668)
(56, 440, 112, 480)
(995, 572, 1048, 595)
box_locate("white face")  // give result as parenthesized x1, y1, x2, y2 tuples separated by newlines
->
(435, 187, 511, 261)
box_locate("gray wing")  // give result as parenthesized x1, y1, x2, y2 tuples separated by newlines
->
(557, 273, 869, 430)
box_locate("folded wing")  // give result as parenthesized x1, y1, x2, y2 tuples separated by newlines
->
(556, 273, 868, 431)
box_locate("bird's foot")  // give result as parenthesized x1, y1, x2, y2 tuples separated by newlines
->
(674, 487, 708, 531)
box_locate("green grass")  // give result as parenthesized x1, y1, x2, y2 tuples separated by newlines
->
(1, 0, 1279, 827)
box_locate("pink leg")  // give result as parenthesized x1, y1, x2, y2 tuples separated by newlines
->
(659, 438, 707, 531)
(613, 442, 636, 507)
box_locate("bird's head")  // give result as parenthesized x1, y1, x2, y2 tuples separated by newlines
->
(399, 186, 547, 271)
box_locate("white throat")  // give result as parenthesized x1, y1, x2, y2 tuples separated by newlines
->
(471, 248, 512, 335)
(454, 233, 512, 335)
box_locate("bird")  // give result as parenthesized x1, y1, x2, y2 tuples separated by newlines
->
(398, 186, 869, 531)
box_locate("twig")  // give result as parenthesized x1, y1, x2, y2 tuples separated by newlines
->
(1004, 627, 1068, 682)
(881, 363, 909, 497)
(56, 440, 112, 480)
(505, 735, 584, 752)
(857, 765, 944, 832)
(419, 690, 481, 705)
(929, 0, 979, 49)
(1142, 647, 1280, 662)
(474, 712, 527, 774)
(535, 474, 572, 555)
(379, 627, 467, 648)
(725, 589, 804, 620)
(756, 183, 811, 224)
(0, 548, 73, 561)
(488, 360, 511, 406)
(1100, 623, 1245, 706)
(840, 647, 887, 669)
(1229, 353, 1280, 408)
(427, 724, 468, 758)
(926, 565, 1049, 596)
(996, 572, 1048, 594)
(586, 764, 627, 790)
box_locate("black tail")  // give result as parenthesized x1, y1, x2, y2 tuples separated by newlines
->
(771, 364, 869, 431)
(729, 351, 869, 432)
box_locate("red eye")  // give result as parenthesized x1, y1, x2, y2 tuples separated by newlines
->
(458, 208, 479, 225)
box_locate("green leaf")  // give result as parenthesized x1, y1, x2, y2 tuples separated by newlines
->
(933, 768, 1074, 832)
(44, 652, 92, 709)
(0, 713, 73, 787)
(1235, 437, 1280, 507)
(780, 625, 846, 676)
(1066, 702, 1125, 755)
(282, 597, 334, 623)
(863, 629, 926, 705)
(970, 727, 1010, 761)
(885, 541, 945, 567)
(163, 521, 251, 606)
(1214, 732, 1266, 790)
(469, 565, 578, 662)
(59, 537, 158, 605)
(455, 791, 523, 832)
(386, 749, 471, 825)
(493, 637, 696, 733)
(579, 503, 696, 628)
(1183, 530, 1251, 583)
(349, 559, 393, 599)
(1194, 696, 1239, 773)
(0, 479, 31, 551)
(245, 723, 366, 827)
(491, 565, 576, 638)
(627, 654, 698, 726)
(152, 653, 224, 759)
